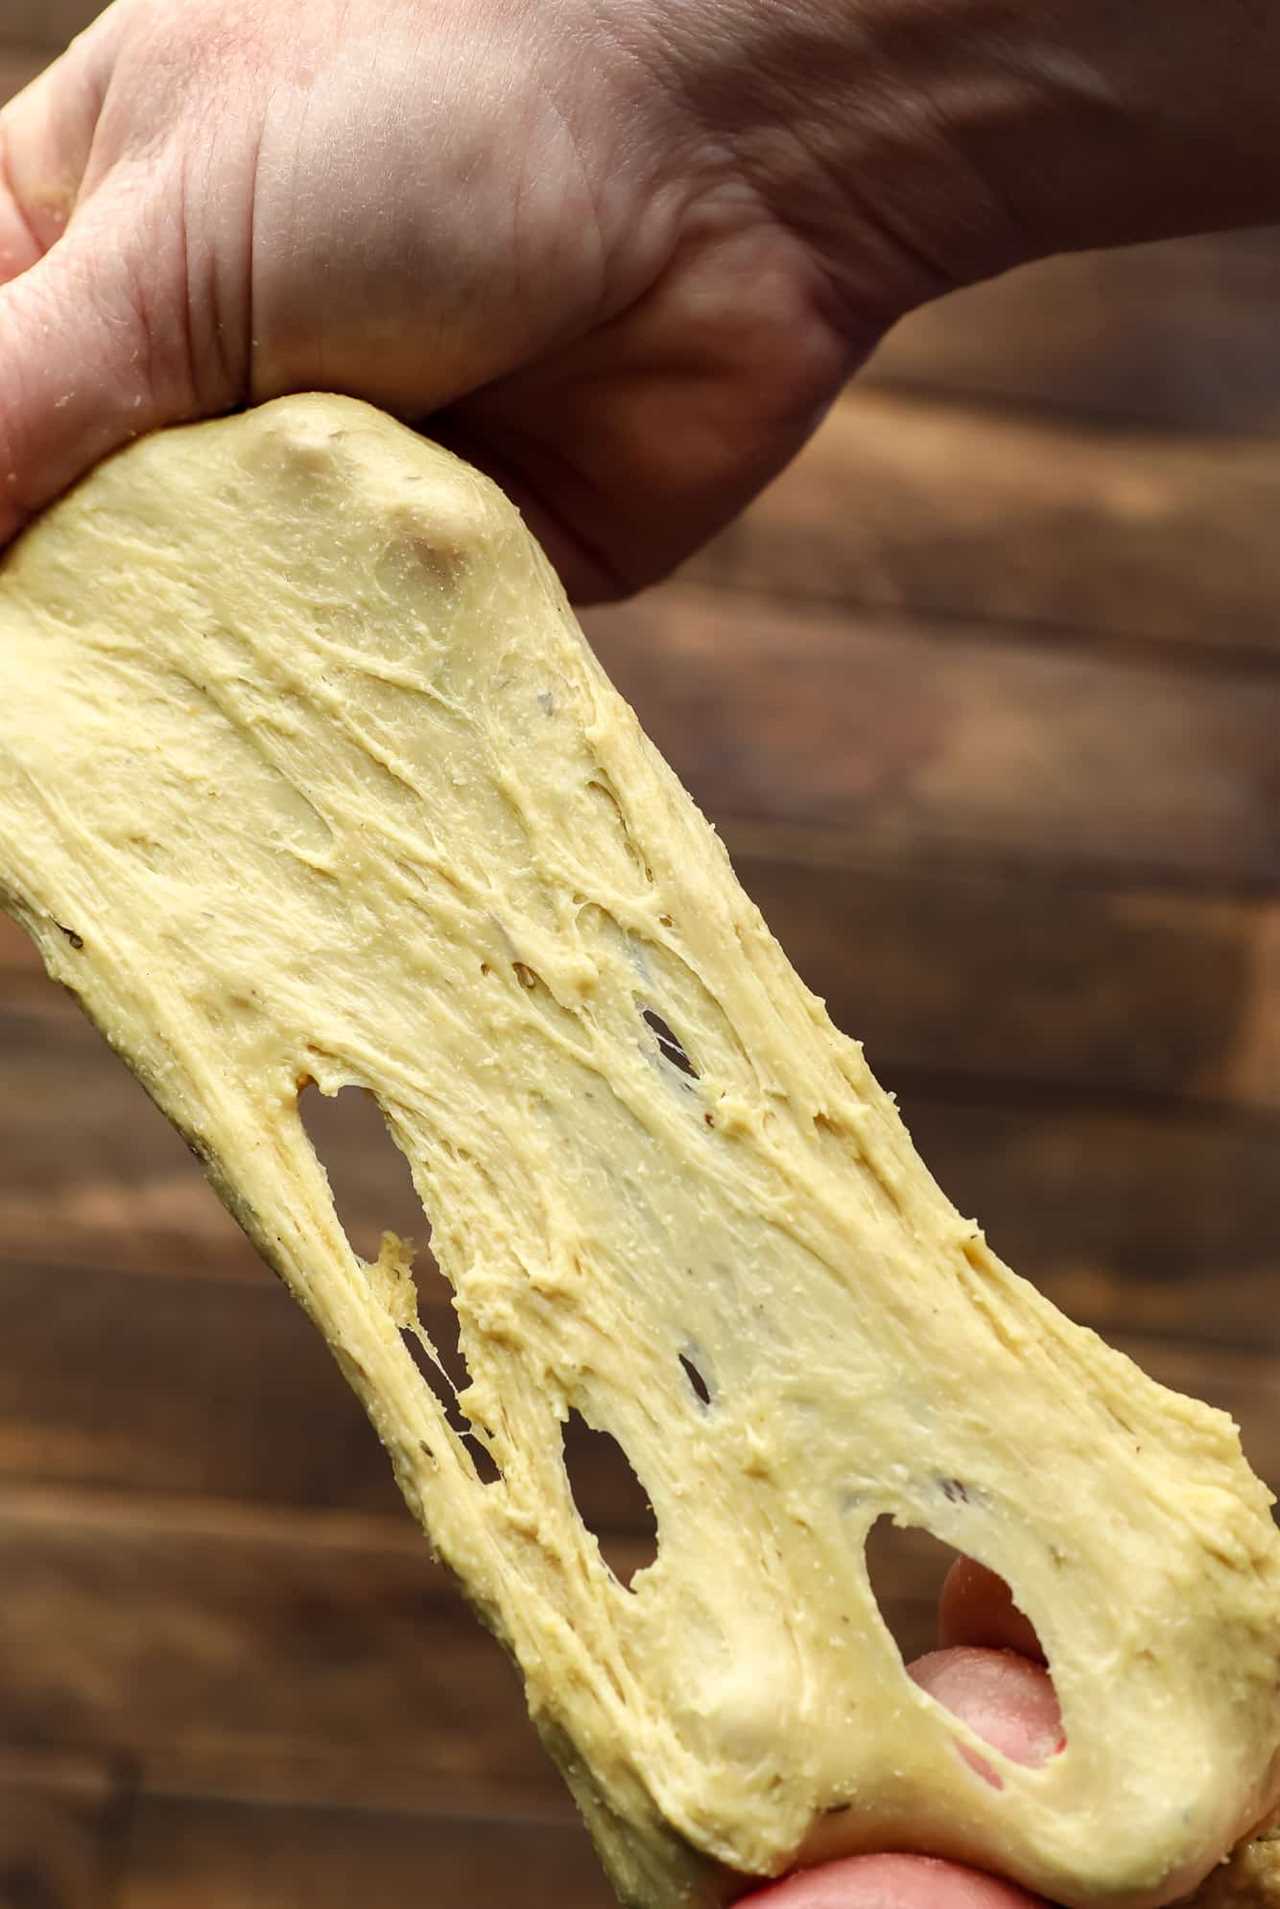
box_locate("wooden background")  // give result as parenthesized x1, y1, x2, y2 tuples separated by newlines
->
(2, 13, 1278, 1908)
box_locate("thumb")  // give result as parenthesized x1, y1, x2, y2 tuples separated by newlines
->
(0, 49, 91, 283)
(0, 227, 163, 541)
(0, 30, 195, 544)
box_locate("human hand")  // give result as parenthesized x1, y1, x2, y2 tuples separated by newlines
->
(0, 0, 889, 600)
(749, 1562, 1064, 1908)
(10, 0, 1280, 605)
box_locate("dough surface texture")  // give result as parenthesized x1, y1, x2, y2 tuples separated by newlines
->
(0, 396, 1276, 1908)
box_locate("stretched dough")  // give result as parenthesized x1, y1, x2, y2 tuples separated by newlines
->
(0, 396, 1276, 1908)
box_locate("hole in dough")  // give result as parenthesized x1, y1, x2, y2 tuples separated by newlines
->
(641, 1008, 699, 1080)
(680, 1353, 713, 1407)
(401, 1295, 502, 1487)
(562, 1412, 659, 1588)
(300, 1081, 499, 1483)
(939, 1556, 1047, 1665)
(863, 1515, 963, 1668)
(864, 1517, 1065, 1785)
(299, 1081, 423, 1262)
(910, 1647, 1066, 1787)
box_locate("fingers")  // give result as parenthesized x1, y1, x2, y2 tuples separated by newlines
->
(0, 22, 118, 286)
(0, 211, 188, 544)
(0, 13, 183, 543)
(743, 1645, 1062, 1908)
(0, 72, 55, 285)
(0, 123, 43, 283)
(939, 1559, 1045, 1662)
(910, 1648, 1065, 1777)
(0, 76, 79, 277)
(742, 1853, 1046, 1908)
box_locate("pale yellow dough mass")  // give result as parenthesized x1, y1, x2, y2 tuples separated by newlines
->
(0, 396, 1277, 1908)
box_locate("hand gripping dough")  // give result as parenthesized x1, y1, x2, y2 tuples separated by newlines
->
(0, 396, 1277, 1908)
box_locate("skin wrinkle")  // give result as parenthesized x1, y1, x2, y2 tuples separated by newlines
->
(810, 0, 1036, 271)
(615, 1, 972, 305)
(7, 0, 1280, 590)
(172, 152, 205, 421)
(239, 113, 264, 394)
(460, 206, 853, 591)
(0, 0, 883, 587)
(532, 89, 611, 330)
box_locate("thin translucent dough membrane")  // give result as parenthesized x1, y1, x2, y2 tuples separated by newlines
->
(0, 397, 1277, 1909)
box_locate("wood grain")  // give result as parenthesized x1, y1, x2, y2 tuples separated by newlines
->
(8, 847, 1280, 1112)
(0, 1249, 680, 1537)
(0, 1483, 980, 1813)
(0, 1747, 123, 1909)
(2, 1163, 1274, 1521)
(5, 857, 1279, 1183)
(586, 589, 1280, 891)
(868, 231, 1280, 434)
(118, 1794, 611, 1909)
(0, 1001, 256, 1283)
(690, 390, 1280, 656)
(905, 1098, 1280, 1353)
(0, 1484, 565, 1819)
(0, 1488, 912, 1819)
(1, 11, 1277, 1892)
(735, 851, 1280, 1114)
(0, 917, 37, 973)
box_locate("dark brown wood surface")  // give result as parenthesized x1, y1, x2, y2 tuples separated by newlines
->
(117, 1797, 610, 1909)
(0, 1749, 124, 1909)
(2, 20, 1279, 1909)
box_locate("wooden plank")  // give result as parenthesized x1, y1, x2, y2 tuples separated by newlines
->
(585, 588, 1280, 891)
(736, 851, 1280, 1115)
(0, 1255, 403, 1517)
(7, 851, 1280, 1129)
(0, 1747, 122, 1909)
(119, 1794, 610, 1909)
(1, 1359, 1274, 1816)
(690, 390, 1280, 656)
(868, 230, 1280, 435)
(0, 1094, 1273, 1520)
(0, 917, 38, 972)
(2, 927, 1277, 1289)
(0, 1249, 673, 1537)
(0, 1486, 567, 1818)
(906, 1098, 1280, 1354)
(0, 1000, 259, 1282)
(0, 1488, 673, 1820)
(10, 837, 1280, 1110)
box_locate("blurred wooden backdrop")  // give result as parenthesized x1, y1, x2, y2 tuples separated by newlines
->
(2, 12, 1278, 1909)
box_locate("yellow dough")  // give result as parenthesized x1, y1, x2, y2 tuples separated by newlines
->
(0, 396, 1277, 1908)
